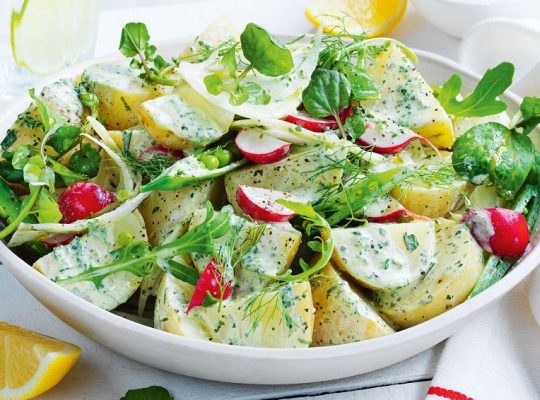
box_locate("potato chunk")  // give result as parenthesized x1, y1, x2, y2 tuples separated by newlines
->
(312, 263, 394, 346)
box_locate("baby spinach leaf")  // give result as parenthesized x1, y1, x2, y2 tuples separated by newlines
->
(438, 62, 514, 117)
(120, 386, 173, 400)
(340, 62, 379, 101)
(452, 122, 535, 199)
(70, 144, 101, 178)
(302, 68, 351, 118)
(240, 23, 293, 77)
(345, 107, 366, 140)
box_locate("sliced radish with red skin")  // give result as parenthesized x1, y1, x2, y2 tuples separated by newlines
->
(186, 259, 232, 313)
(284, 106, 353, 132)
(362, 196, 431, 223)
(58, 181, 116, 224)
(138, 145, 186, 162)
(356, 120, 440, 155)
(236, 185, 299, 222)
(235, 129, 291, 164)
(463, 207, 529, 258)
(42, 233, 78, 248)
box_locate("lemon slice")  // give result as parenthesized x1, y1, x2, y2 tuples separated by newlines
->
(11, 0, 99, 75)
(306, 0, 408, 38)
(0, 322, 80, 400)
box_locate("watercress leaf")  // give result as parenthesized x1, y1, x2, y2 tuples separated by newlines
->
(307, 240, 322, 252)
(242, 81, 271, 105)
(144, 44, 157, 61)
(119, 22, 150, 57)
(48, 158, 87, 181)
(221, 45, 238, 77)
(345, 107, 366, 140)
(452, 122, 535, 199)
(0, 160, 24, 183)
(70, 144, 101, 178)
(341, 63, 379, 101)
(129, 58, 143, 70)
(12, 145, 37, 170)
(517, 96, 540, 134)
(1, 129, 17, 150)
(302, 68, 351, 118)
(228, 85, 249, 106)
(204, 73, 225, 95)
(37, 190, 62, 223)
(23, 155, 55, 189)
(438, 62, 514, 117)
(48, 125, 81, 154)
(153, 55, 169, 71)
(240, 23, 293, 77)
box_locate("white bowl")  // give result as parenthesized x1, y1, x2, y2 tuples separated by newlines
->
(0, 40, 538, 385)
(412, 0, 540, 38)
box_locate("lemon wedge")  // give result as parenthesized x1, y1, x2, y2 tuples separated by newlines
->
(306, 0, 408, 38)
(11, 0, 99, 75)
(0, 322, 80, 400)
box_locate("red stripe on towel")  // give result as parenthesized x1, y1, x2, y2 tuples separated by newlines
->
(428, 386, 474, 400)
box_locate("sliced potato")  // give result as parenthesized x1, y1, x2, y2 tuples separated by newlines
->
(362, 44, 454, 149)
(224, 145, 347, 215)
(332, 220, 436, 291)
(189, 206, 301, 296)
(82, 61, 170, 130)
(374, 219, 484, 328)
(138, 89, 230, 150)
(312, 263, 394, 346)
(34, 211, 147, 311)
(155, 274, 314, 347)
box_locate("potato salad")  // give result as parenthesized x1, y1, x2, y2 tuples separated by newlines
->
(1, 19, 539, 348)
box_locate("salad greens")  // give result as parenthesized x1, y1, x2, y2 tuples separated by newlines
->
(120, 386, 173, 400)
(437, 62, 514, 118)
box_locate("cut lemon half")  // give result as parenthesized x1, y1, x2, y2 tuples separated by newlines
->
(11, 0, 99, 75)
(0, 322, 80, 400)
(306, 0, 408, 38)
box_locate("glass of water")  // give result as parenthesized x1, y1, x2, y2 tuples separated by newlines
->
(0, 0, 101, 107)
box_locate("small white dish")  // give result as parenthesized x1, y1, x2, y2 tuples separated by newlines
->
(0, 38, 539, 385)
(412, 0, 540, 38)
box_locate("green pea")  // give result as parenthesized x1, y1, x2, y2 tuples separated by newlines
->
(117, 231, 135, 246)
(200, 154, 219, 170)
(214, 149, 232, 167)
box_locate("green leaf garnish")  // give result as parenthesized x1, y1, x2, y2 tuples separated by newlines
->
(48, 125, 81, 154)
(120, 385, 173, 400)
(345, 107, 366, 140)
(403, 232, 419, 253)
(437, 62, 514, 118)
(36, 190, 62, 223)
(516, 96, 540, 135)
(70, 143, 101, 178)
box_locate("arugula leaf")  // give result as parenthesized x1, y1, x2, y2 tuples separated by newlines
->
(240, 23, 293, 77)
(516, 96, 540, 135)
(48, 125, 81, 154)
(56, 204, 231, 288)
(345, 107, 366, 140)
(452, 122, 535, 200)
(120, 386, 173, 400)
(70, 144, 101, 178)
(302, 68, 351, 119)
(157, 259, 199, 286)
(119, 22, 178, 86)
(37, 190, 62, 223)
(437, 62, 514, 117)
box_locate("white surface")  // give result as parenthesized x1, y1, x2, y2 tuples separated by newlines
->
(411, 0, 540, 38)
(427, 280, 540, 400)
(0, 0, 536, 399)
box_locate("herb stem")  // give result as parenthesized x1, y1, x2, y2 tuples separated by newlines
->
(0, 186, 42, 240)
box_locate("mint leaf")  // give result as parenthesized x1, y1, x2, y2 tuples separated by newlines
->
(240, 23, 293, 77)
(437, 62, 514, 117)
(120, 386, 173, 400)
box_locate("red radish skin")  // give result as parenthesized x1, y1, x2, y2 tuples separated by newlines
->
(42, 233, 78, 248)
(235, 129, 291, 164)
(363, 196, 431, 223)
(186, 259, 232, 313)
(284, 106, 353, 132)
(138, 145, 186, 162)
(58, 181, 116, 224)
(463, 208, 529, 258)
(357, 121, 440, 155)
(236, 185, 296, 222)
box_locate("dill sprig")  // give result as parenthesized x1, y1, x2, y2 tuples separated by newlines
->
(122, 151, 177, 183)
(178, 38, 238, 63)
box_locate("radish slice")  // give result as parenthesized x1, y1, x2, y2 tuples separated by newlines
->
(284, 107, 353, 132)
(42, 233, 77, 247)
(463, 207, 529, 258)
(235, 129, 291, 164)
(362, 196, 431, 223)
(236, 185, 298, 222)
(357, 119, 440, 155)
